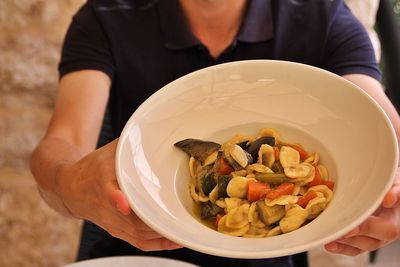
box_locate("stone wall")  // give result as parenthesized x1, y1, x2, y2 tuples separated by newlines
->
(0, 1, 84, 266)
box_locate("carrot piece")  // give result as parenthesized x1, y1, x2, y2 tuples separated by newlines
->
(217, 157, 234, 175)
(247, 180, 270, 202)
(291, 145, 309, 161)
(322, 179, 335, 190)
(266, 182, 295, 200)
(297, 191, 318, 208)
(308, 165, 322, 187)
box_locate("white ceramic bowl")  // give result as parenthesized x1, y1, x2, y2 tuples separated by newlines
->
(116, 60, 398, 259)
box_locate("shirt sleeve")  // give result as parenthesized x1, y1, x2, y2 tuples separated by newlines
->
(58, 1, 115, 80)
(323, 1, 381, 81)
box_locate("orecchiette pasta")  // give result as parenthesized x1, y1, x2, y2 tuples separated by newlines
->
(175, 127, 335, 238)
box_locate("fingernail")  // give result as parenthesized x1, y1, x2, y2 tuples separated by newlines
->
(326, 242, 338, 252)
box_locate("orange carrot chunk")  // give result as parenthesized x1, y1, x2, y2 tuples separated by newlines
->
(297, 191, 318, 208)
(247, 180, 270, 202)
(266, 182, 295, 200)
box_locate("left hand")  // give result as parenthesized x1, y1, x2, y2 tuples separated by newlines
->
(325, 168, 400, 256)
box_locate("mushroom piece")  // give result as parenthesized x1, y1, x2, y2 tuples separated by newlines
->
(279, 146, 300, 168)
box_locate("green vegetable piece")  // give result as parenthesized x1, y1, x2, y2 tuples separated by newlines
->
(255, 173, 289, 184)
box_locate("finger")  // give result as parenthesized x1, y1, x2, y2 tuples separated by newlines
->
(344, 216, 398, 242)
(133, 237, 183, 251)
(110, 189, 132, 215)
(383, 185, 400, 208)
(335, 235, 383, 252)
(325, 242, 362, 256)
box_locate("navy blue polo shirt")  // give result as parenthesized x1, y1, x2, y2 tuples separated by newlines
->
(60, 0, 379, 265)
(59, 0, 380, 138)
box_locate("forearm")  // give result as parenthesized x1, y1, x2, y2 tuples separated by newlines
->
(343, 74, 400, 146)
(30, 137, 83, 217)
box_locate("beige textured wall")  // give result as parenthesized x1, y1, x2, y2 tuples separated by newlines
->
(0, 1, 84, 266)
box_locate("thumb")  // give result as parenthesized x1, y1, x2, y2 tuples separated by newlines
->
(110, 188, 132, 215)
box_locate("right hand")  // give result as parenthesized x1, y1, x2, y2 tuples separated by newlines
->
(56, 139, 183, 251)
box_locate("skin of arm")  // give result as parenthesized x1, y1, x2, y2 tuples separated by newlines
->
(30, 70, 182, 251)
(324, 74, 400, 255)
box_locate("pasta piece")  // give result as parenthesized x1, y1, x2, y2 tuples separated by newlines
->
(265, 195, 299, 207)
(266, 226, 282, 237)
(308, 185, 333, 203)
(279, 205, 309, 233)
(225, 203, 250, 229)
(305, 193, 327, 219)
(227, 176, 249, 198)
(248, 202, 266, 228)
(243, 225, 269, 238)
(218, 216, 250, 237)
(225, 197, 247, 213)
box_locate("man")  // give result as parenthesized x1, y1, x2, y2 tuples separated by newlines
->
(31, 0, 400, 266)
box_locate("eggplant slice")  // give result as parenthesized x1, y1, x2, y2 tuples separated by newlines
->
(174, 138, 221, 162)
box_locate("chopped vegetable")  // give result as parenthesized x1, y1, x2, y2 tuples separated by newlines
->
(266, 182, 295, 200)
(322, 179, 335, 190)
(217, 175, 232, 198)
(200, 201, 224, 221)
(201, 172, 216, 195)
(217, 157, 234, 175)
(246, 136, 275, 161)
(308, 164, 322, 187)
(255, 172, 289, 184)
(297, 191, 318, 208)
(308, 166, 335, 190)
(247, 180, 270, 202)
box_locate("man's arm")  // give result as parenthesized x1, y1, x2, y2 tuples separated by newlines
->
(30, 70, 181, 250)
(31, 70, 110, 216)
(343, 74, 400, 144)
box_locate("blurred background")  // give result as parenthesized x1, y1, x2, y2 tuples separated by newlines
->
(0, 0, 399, 267)
(0, 1, 84, 266)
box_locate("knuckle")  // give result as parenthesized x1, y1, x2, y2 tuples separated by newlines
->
(385, 223, 400, 241)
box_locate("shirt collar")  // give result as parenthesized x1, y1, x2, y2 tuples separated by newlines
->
(158, 0, 274, 50)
